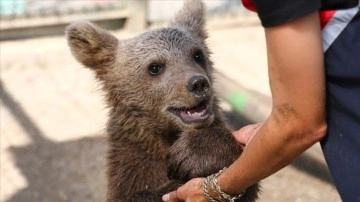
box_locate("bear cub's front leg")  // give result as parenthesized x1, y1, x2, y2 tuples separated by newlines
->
(167, 119, 260, 202)
(167, 120, 241, 180)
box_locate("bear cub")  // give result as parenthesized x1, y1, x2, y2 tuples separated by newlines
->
(66, 0, 260, 201)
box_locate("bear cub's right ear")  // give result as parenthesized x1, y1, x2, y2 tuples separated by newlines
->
(66, 21, 118, 69)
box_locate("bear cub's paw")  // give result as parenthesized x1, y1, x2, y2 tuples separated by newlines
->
(167, 123, 241, 181)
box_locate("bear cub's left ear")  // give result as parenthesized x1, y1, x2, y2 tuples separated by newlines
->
(170, 0, 207, 40)
(66, 21, 118, 69)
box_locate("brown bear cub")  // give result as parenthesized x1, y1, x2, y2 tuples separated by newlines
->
(66, 0, 259, 201)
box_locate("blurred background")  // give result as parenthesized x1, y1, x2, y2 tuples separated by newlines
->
(0, 0, 340, 201)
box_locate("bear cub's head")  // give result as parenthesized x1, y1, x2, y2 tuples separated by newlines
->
(66, 0, 217, 130)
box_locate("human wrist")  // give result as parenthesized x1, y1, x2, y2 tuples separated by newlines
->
(202, 167, 246, 202)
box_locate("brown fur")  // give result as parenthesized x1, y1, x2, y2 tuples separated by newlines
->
(66, 0, 259, 201)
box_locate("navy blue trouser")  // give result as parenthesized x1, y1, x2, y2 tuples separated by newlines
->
(322, 8, 360, 202)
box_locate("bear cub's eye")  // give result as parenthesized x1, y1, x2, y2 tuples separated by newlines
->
(148, 63, 164, 75)
(193, 50, 205, 66)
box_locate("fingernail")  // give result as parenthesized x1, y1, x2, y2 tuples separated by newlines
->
(162, 194, 169, 201)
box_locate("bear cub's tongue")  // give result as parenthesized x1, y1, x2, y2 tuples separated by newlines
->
(180, 102, 209, 122)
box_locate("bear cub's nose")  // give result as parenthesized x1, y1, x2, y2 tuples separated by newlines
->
(187, 75, 210, 96)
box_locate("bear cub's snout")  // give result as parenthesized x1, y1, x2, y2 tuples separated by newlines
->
(187, 75, 210, 97)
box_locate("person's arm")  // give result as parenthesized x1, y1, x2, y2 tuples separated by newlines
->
(217, 10, 326, 194)
(218, 9, 326, 194)
(163, 10, 326, 201)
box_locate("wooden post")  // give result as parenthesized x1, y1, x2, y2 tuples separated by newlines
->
(124, 0, 148, 31)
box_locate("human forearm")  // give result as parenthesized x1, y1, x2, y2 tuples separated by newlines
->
(218, 113, 326, 194)
(218, 11, 327, 195)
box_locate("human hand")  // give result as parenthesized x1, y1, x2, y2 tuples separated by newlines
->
(162, 178, 206, 202)
(232, 123, 262, 148)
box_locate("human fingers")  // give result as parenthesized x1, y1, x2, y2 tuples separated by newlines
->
(163, 178, 204, 201)
(162, 190, 180, 202)
(233, 123, 262, 146)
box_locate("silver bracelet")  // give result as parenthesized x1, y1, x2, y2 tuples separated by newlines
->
(202, 177, 219, 202)
(202, 167, 246, 202)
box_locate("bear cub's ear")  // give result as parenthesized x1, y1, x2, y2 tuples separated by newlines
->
(66, 21, 118, 69)
(170, 0, 207, 39)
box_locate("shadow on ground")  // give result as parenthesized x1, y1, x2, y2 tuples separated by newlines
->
(7, 137, 106, 202)
(1, 82, 106, 202)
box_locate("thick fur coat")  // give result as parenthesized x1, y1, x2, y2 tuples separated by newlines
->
(66, 0, 259, 201)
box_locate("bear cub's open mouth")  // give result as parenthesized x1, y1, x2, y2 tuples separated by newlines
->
(170, 100, 210, 123)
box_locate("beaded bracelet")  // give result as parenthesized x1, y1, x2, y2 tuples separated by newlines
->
(202, 167, 246, 202)
(203, 177, 221, 202)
